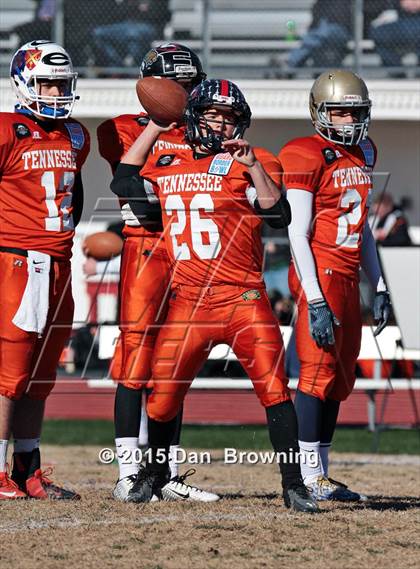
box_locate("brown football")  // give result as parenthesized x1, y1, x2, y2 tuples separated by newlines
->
(136, 76, 188, 125)
(82, 231, 123, 261)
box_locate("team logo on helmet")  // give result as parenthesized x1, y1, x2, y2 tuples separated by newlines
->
(142, 49, 158, 68)
(24, 49, 42, 70)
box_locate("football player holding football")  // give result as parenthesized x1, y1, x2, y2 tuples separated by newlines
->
(111, 79, 319, 513)
(278, 70, 391, 501)
(0, 40, 89, 499)
(97, 43, 219, 502)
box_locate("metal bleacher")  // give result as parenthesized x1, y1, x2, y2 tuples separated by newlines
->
(167, 0, 315, 77)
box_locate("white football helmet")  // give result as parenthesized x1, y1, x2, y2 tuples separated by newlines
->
(10, 40, 78, 119)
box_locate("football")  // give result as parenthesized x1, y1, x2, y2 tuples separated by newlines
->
(136, 76, 188, 125)
(82, 231, 123, 261)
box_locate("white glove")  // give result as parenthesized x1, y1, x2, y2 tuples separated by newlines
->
(121, 203, 141, 227)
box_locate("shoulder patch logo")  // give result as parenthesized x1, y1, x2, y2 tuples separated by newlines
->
(208, 152, 234, 175)
(13, 123, 31, 139)
(322, 147, 337, 165)
(156, 154, 176, 167)
(64, 122, 85, 150)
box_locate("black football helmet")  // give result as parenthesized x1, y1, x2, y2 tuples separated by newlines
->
(184, 79, 252, 153)
(140, 43, 206, 89)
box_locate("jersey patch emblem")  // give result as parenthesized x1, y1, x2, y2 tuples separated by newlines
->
(13, 123, 31, 139)
(322, 148, 337, 165)
(208, 153, 234, 175)
(64, 122, 85, 150)
(156, 154, 176, 167)
(136, 116, 150, 126)
(242, 289, 261, 301)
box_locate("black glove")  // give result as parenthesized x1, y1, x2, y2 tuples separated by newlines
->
(308, 300, 340, 348)
(373, 291, 391, 336)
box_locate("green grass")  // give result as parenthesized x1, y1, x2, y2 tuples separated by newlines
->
(41, 420, 420, 454)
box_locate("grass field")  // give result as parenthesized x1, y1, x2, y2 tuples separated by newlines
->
(41, 420, 420, 454)
(1, 444, 419, 569)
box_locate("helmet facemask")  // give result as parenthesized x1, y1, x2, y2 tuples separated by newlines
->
(184, 80, 251, 153)
(313, 99, 371, 146)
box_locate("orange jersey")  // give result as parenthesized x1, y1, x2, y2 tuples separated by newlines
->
(0, 112, 89, 260)
(97, 113, 190, 240)
(279, 134, 377, 277)
(141, 147, 282, 288)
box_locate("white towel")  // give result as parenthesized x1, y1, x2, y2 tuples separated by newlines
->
(12, 251, 51, 335)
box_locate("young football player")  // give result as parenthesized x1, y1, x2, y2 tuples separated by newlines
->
(0, 40, 90, 499)
(278, 70, 391, 501)
(111, 79, 319, 513)
(97, 44, 219, 502)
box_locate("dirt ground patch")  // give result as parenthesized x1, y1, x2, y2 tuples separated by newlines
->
(0, 446, 419, 569)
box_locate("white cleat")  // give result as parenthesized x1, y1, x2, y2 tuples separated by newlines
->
(113, 474, 137, 502)
(162, 469, 220, 502)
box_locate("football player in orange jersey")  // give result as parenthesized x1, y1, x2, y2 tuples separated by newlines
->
(97, 44, 219, 502)
(0, 40, 90, 499)
(111, 79, 319, 512)
(278, 70, 391, 501)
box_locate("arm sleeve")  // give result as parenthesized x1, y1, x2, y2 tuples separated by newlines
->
(96, 255, 121, 274)
(111, 163, 162, 228)
(287, 189, 324, 302)
(361, 219, 387, 292)
(72, 172, 84, 227)
(254, 194, 291, 228)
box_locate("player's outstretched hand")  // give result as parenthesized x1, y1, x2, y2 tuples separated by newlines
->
(373, 291, 391, 336)
(308, 300, 340, 348)
(222, 139, 256, 167)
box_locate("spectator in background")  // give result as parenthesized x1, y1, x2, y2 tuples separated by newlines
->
(13, 0, 55, 45)
(370, 192, 412, 246)
(286, 0, 389, 71)
(268, 289, 294, 325)
(371, 0, 420, 71)
(92, 0, 170, 68)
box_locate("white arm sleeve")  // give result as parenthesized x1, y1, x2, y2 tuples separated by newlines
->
(287, 189, 323, 302)
(361, 219, 387, 292)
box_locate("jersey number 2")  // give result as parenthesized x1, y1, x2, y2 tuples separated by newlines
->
(165, 194, 221, 260)
(336, 188, 362, 249)
(41, 171, 75, 232)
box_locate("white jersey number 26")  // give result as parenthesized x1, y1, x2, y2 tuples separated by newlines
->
(165, 194, 221, 260)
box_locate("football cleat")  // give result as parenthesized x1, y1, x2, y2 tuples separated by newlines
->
(283, 482, 320, 513)
(162, 468, 220, 502)
(306, 476, 366, 502)
(26, 468, 80, 500)
(328, 477, 368, 502)
(127, 465, 170, 503)
(112, 474, 138, 502)
(0, 471, 27, 500)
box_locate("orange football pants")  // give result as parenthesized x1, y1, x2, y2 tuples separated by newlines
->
(111, 236, 171, 389)
(289, 264, 361, 401)
(0, 251, 74, 400)
(147, 284, 291, 422)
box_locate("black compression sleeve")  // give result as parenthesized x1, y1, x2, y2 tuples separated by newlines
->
(254, 194, 291, 228)
(111, 163, 162, 229)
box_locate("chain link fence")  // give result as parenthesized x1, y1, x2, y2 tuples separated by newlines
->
(1, 0, 419, 78)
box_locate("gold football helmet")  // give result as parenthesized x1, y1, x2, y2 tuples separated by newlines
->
(309, 70, 371, 146)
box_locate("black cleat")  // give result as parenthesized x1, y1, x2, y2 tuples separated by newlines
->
(127, 466, 170, 503)
(283, 483, 320, 513)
